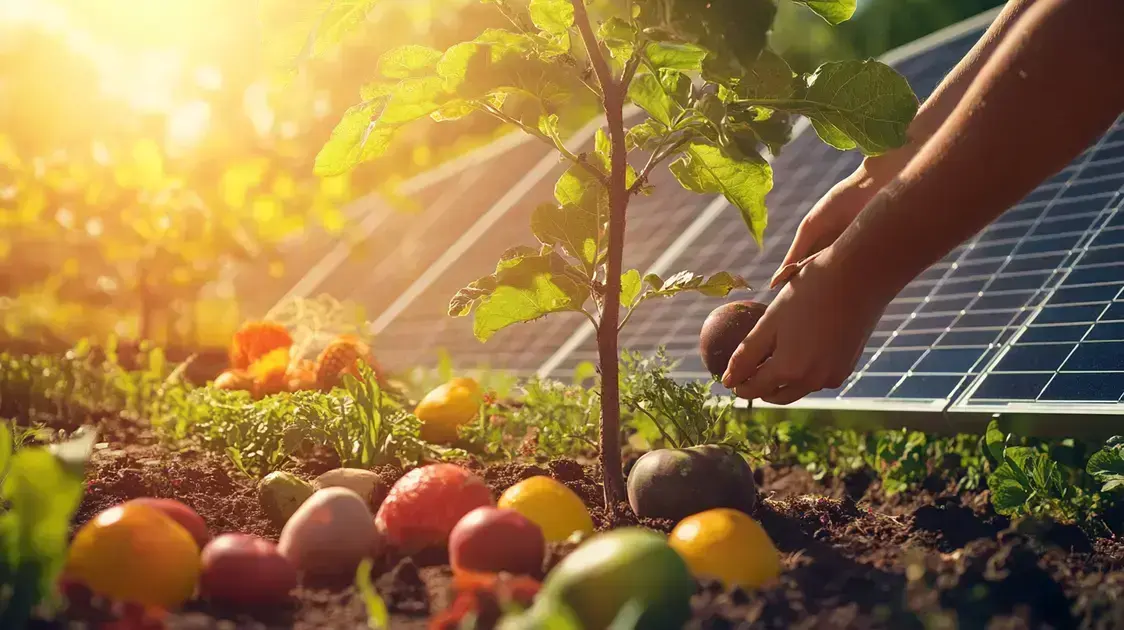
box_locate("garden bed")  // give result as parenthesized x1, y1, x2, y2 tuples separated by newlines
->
(35, 409, 1124, 630)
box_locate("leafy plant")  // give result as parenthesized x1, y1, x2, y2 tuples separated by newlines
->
(618, 349, 739, 451)
(467, 377, 601, 460)
(156, 361, 430, 476)
(1086, 436, 1124, 493)
(283, 0, 918, 503)
(0, 425, 95, 629)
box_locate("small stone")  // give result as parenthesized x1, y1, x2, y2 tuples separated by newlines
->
(258, 471, 315, 529)
(313, 468, 387, 510)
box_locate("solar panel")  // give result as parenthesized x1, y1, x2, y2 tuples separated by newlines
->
(368, 111, 724, 374)
(533, 8, 1124, 415)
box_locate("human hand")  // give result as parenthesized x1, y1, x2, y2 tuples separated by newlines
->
(769, 161, 894, 289)
(721, 248, 889, 404)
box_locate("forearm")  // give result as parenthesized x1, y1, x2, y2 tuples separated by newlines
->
(827, 0, 1124, 304)
(862, 0, 1039, 182)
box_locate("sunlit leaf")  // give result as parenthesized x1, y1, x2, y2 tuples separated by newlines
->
(621, 269, 643, 306)
(625, 120, 668, 152)
(628, 73, 676, 126)
(529, 0, 575, 35)
(378, 76, 450, 125)
(775, 60, 918, 155)
(644, 41, 706, 71)
(314, 100, 395, 176)
(431, 99, 477, 122)
(449, 250, 588, 341)
(531, 203, 600, 271)
(669, 143, 772, 245)
(378, 45, 443, 79)
(598, 17, 636, 61)
(645, 270, 749, 298)
(789, 0, 856, 25)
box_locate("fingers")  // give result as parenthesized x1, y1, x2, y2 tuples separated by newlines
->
(761, 386, 809, 406)
(772, 217, 821, 287)
(731, 357, 785, 401)
(721, 316, 775, 389)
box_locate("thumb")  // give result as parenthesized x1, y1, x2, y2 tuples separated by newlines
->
(771, 217, 820, 288)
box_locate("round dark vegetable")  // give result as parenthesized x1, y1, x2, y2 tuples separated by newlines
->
(698, 300, 767, 379)
(627, 445, 757, 521)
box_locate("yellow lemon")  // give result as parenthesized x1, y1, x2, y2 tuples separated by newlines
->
(497, 476, 594, 542)
(66, 503, 201, 608)
(415, 377, 483, 443)
(668, 508, 780, 590)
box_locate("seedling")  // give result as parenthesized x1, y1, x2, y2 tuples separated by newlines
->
(273, 0, 918, 506)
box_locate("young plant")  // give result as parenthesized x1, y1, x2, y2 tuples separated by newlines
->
(280, 0, 918, 505)
(0, 425, 95, 628)
(619, 349, 739, 451)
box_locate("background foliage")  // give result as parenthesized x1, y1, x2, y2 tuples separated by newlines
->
(0, 0, 1003, 353)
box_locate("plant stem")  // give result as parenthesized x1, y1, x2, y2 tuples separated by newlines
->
(572, 0, 628, 510)
(630, 137, 689, 194)
(478, 103, 608, 186)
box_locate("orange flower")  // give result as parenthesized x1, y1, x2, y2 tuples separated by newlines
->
(229, 321, 293, 370)
(249, 347, 291, 399)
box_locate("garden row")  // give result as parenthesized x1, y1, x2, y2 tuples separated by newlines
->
(3, 316, 1124, 628)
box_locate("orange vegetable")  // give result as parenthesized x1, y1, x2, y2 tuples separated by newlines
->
(66, 503, 201, 608)
(229, 321, 292, 370)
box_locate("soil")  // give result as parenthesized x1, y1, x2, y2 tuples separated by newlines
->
(24, 411, 1124, 630)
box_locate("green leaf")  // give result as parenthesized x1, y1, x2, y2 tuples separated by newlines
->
(539, 114, 566, 151)
(378, 45, 443, 79)
(988, 469, 1030, 515)
(0, 422, 11, 480)
(636, 0, 776, 77)
(669, 143, 773, 245)
(790, 0, 856, 25)
(594, 129, 639, 189)
(628, 73, 676, 126)
(599, 17, 636, 61)
(378, 76, 450, 125)
(555, 162, 608, 218)
(449, 250, 589, 341)
(621, 269, 643, 307)
(355, 557, 389, 629)
(0, 439, 87, 627)
(314, 100, 396, 176)
(646, 270, 749, 298)
(793, 60, 918, 155)
(625, 120, 668, 152)
(1087, 442, 1124, 493)
(529, 0, 575, 35)
(431, 99, 477, 122)
(985, 419, 1006, 463)
(732, 50, 799, 100)
(644, 41, 707, 71)
(531, 203, 600, 270)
